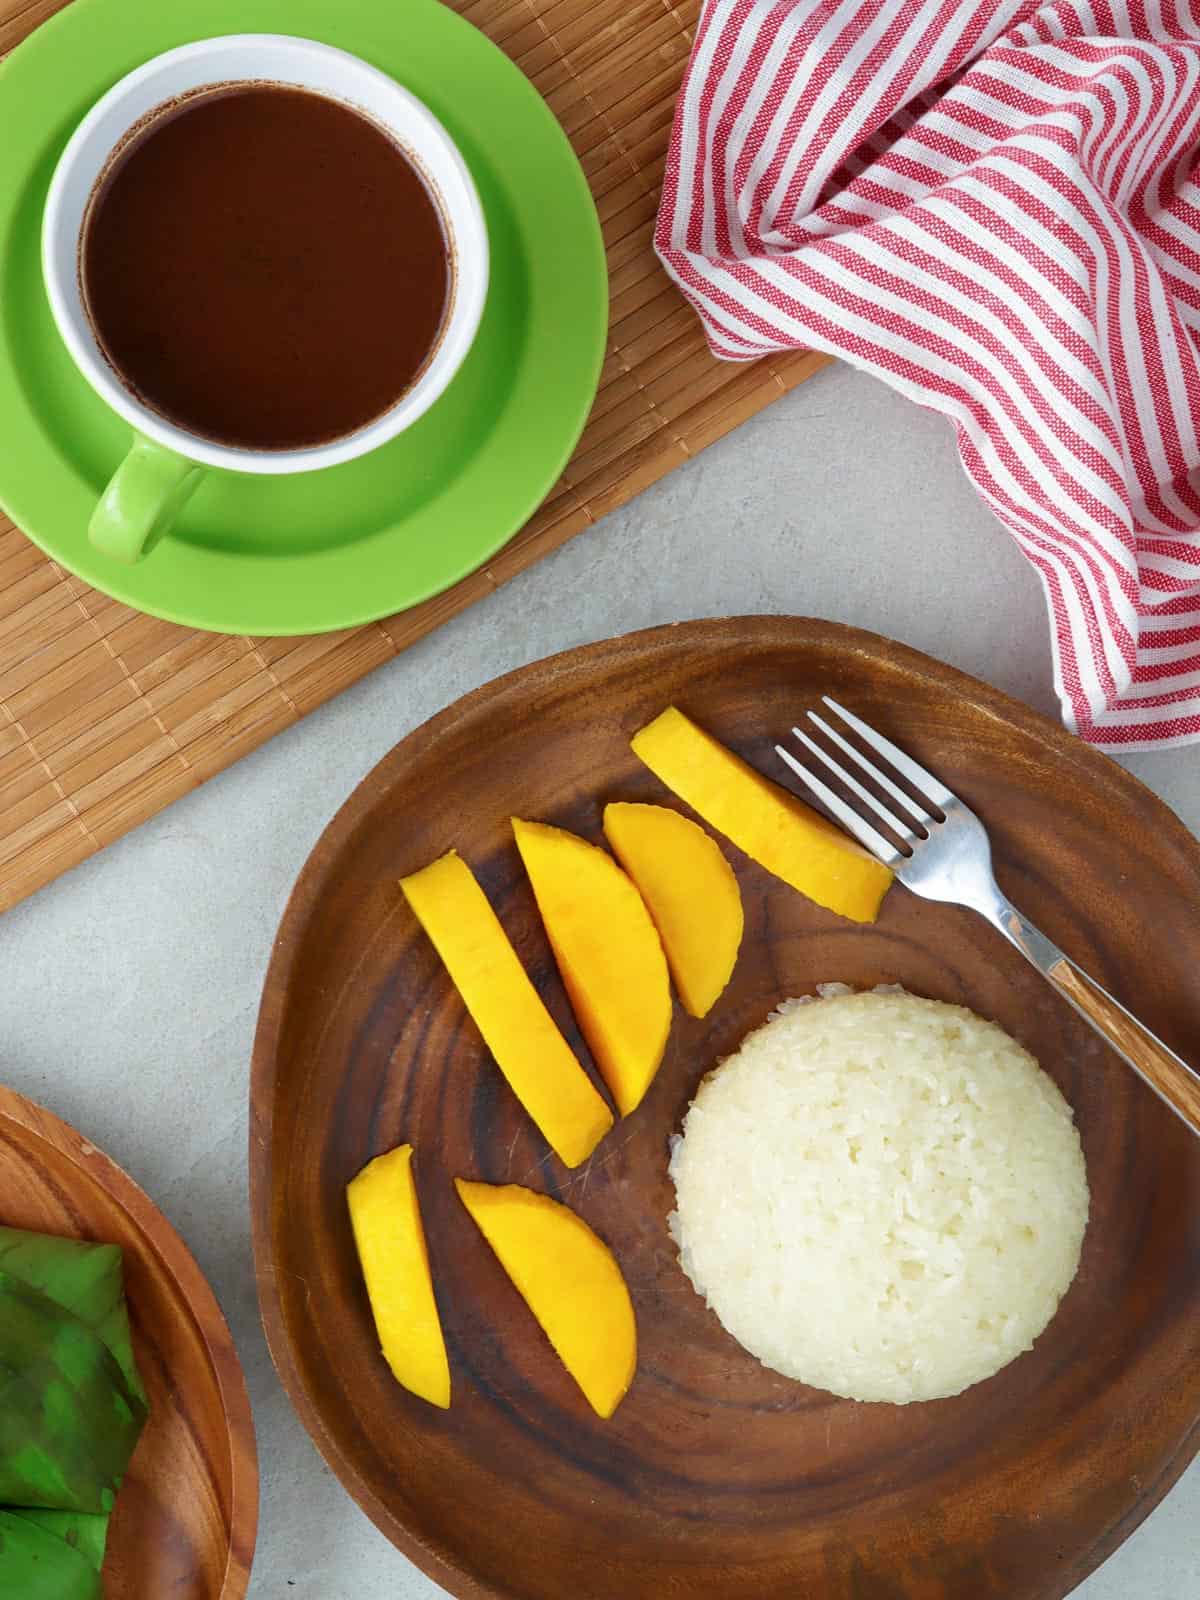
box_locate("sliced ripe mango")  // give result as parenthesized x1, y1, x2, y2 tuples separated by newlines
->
(455, 1180, 636, 1418)
(347, 1145, 450, 1408)
(512, 819, 672, 1117)
(400, 851, 613, 1168)
(631, 707, 892, 923)
(603, 802, 743, 1018)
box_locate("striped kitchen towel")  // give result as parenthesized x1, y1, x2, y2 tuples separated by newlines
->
(655, 0, 1200, 749)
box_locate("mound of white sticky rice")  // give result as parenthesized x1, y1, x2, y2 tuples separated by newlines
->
(669, 988, 1088, 1403)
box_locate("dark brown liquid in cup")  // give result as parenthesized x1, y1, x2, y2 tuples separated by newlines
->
(80, 84, 451, 451)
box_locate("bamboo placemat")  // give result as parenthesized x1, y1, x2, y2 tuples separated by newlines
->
(0, 0, 829, 914)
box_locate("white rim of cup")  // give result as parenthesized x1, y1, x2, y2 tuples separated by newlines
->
(41, 34, 490, 475)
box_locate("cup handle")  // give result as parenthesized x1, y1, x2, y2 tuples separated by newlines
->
(90, 433, 205, 564)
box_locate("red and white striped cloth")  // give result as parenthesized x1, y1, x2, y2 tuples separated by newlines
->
(655, 0, 1200, 748)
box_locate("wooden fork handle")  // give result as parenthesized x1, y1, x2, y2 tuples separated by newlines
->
(990, 898, 1200, 1135)
(1046, 957, 1200, 1135)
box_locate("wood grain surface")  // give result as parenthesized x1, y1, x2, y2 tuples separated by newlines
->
(1048, 958, 1200, 1134)
(0, 0, 828, 915)
(251, 616, 1200, 1600)
(0, 1083, 258, 1597)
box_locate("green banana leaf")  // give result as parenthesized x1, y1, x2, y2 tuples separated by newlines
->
(0, 1228, 149, 1593)
(0, 1508, 103, 1600)
(0, 1269, 147, 1512)
(0, 1229, 145, 1405)
(13, 1507, 108, 1570)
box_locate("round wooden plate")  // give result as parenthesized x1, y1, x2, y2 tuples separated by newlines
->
(251, 617, 1200, 1600)
(0, 1084, 258, 1597)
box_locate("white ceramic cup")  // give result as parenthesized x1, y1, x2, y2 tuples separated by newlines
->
(42, 33, 489, 564)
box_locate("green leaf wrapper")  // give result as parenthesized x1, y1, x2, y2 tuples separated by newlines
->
(0, 1226, 150, 1593)
(12, 1507, 109, 1571)
(0, 1270, 147, 1513)
(0, 1508, 103, 1599)
(0, 1229, 145, 1406)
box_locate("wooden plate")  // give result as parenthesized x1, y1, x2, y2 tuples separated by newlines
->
(251, 617, 1200, 1600)
(0, 1084, 258, 1597)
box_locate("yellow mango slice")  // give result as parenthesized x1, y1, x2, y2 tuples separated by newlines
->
(455, 1180, 636, 1418)
(603, 802, 743, 1018)
(400, 851, 613, 1168)
(512, 819, 671, 1117)
(631, 707, 892, 923)
(347, 1144, 450, 1408)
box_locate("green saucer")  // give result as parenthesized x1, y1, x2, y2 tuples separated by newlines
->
(0, 0, 607, 634)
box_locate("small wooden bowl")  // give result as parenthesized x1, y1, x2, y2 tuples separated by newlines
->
(252, 617, 1200, 1600)
(0, 1084, 258, 1597)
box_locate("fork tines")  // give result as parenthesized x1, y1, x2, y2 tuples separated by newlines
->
(775, 697, 949, 866)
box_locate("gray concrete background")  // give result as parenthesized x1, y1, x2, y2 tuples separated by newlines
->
(1, 361, 1196, 1597)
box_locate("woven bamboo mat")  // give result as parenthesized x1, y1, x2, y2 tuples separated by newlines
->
(0, 0, 828, 914)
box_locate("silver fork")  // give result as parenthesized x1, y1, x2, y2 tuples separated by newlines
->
(776, 697, 1200, 1137)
